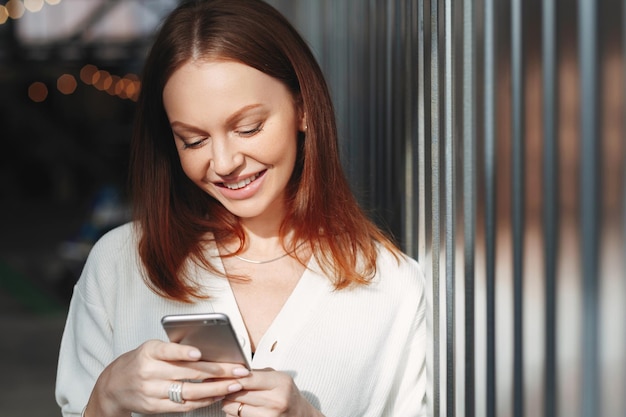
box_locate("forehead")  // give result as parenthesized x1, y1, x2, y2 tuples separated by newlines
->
(162, 59, 295, 122)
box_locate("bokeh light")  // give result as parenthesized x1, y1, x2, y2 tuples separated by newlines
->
(0, 0, 63, 24)
(6, 0, 25, 19)
(28, 82, 48, 102)
(0, 6, 9, 24)
(80, 64, 98, 85)
(24, 0, 45, 13)
(105, 75, 120, 95)
(93, 70, 112, 91)
(77, 64, 140, 100)
(57, 74, 77, 95)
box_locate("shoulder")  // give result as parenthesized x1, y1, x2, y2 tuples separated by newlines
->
(375, 245, 424, 283)
(76, 222, 142, 298)
(89, 222, 137, 253)
(82, 221, 142, 273)
(80, 222, 141, 269)
(369, 245, 426, 301)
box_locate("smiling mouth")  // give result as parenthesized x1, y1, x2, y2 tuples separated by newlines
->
(221, 171, 264, 190)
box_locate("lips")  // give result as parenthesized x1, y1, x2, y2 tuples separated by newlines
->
(221, 171, 265, 190)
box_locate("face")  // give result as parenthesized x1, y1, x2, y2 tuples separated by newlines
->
(163, 60, 305, 225)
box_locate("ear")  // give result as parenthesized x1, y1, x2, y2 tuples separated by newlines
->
(295, 95, 307, 132)
(299, 111, 308, 132)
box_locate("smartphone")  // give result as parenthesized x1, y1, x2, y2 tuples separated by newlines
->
(161, 312, 251, 369)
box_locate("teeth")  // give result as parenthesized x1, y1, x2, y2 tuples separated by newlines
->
(224, 173, 260, 190)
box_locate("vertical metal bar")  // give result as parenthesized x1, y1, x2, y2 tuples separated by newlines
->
(483, 0, 497, 415)
(393, 0, 405, 242)
(542, 1, 559, 416)
(368, 0, 380, 211)
(578, 1, 600, 416)
(444, 0, 455, 415)
(463, 0, 476, 415)
(511, 0, 525, 415)
(385, 0, 394, 226)
(349, 0, 364, 194)
(418, 0, 427, 265)
(623, 0, 626, 412)
(404, 0, 416, 257)
(431, 0, 441, 414)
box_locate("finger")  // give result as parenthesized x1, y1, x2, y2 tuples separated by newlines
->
(222, 400, 256, 417)
(226, 402, 267, 417)
(152, 396, 224, 414)
(124, 380, 226, 415)
(227, 368, 285, 391)
(140, 341, 251, 381)
(165, 362, 250, 383)
(166, 379, 244, 402)
(222, 369, 301, 412)
(142, 339, 203, 362)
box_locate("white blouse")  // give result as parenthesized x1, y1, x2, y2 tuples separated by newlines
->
(56, 223, 428, 417)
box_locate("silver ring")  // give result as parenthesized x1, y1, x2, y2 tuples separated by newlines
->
(168, 381, 185, 404)
(237, 402, 244, 417)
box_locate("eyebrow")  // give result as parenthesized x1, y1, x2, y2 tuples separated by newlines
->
(169, 103, 265, 132)
(225, 103, 265, 125)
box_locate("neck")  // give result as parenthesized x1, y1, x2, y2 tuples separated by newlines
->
(237, 206, 286, 243)
(219, 225, 299, 261)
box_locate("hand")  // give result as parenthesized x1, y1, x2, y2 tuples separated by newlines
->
(84, 340, 249, 417)
(222, 368, 324, 417)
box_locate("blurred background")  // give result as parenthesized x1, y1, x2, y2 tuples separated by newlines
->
(0, 1, 171, 415)
(0, 1, 624, 417)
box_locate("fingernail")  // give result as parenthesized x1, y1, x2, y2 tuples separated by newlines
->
(228, 383, 243, 392)
(233, 367, 250, 376)
(213, 396, 225, 402)
(188, 349, 201, 359)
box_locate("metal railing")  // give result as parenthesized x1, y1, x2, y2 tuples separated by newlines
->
(271, 1, 625, 416)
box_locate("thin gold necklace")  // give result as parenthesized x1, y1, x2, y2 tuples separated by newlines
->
(233, 241, 306, 264)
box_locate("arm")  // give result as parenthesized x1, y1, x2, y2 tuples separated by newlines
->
(55, 228, 248, 417)
(385, 263, 429, 417)
(56, 281, 245, 417)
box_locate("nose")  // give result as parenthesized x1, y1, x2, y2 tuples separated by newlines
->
(210, 137, 244, 177)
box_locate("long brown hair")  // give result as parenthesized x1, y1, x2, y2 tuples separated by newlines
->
(130, 0, 400, 302)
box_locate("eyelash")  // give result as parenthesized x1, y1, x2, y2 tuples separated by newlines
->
(237, 123, 263, 137)
(181, 137, 207, 150)
(179, 123, 263, 150)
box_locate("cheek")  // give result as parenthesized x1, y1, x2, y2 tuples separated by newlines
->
(177, 153, 206, 182)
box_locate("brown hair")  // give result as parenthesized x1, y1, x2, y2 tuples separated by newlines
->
(130, 0, 400, 301)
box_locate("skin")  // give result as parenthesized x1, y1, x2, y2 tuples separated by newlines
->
(84, 60, 324, 417)
(164, 59, 304, 234)
(85, 341, 247, 417)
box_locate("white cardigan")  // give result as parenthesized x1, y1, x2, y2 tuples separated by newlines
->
(56, 223, 428, 417)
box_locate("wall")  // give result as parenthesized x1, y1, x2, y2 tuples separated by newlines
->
(269, 1, 625, 417)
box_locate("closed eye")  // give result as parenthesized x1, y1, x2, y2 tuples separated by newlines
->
(236, 123, 263, 137)
(181, 136, 208, 149)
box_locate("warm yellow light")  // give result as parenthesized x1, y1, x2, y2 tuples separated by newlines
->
(114, 78, 127, 98)
(93, 70, 111, 91)
(0, 6, 9, 25)
(45, 0, 62, 5)
(6, 0, 25, 19)
(124, 80, 138, 98)
(24, 0, 45, 13)
(131, 82, 141, 101)
(102, 76, 113, 91)
(106, 75, 120, 95)
(80, 64, 98, 85)
(57, 74, 77, 95)
(28, 82, 48, 102)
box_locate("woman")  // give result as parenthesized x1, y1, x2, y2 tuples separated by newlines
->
(55, 0, 428, 416)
